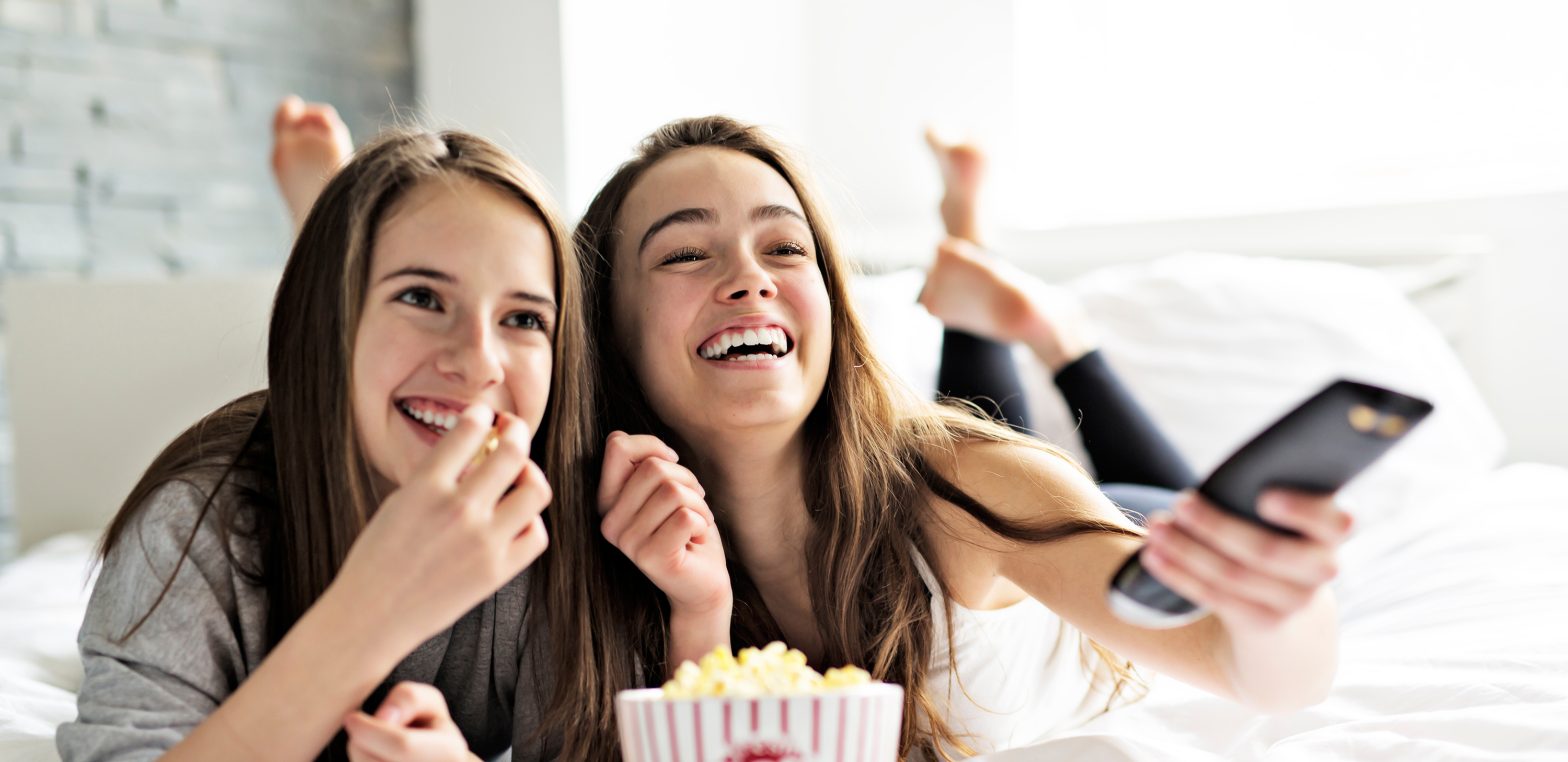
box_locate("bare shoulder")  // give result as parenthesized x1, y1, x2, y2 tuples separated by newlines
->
(914, 437, 1139, 608)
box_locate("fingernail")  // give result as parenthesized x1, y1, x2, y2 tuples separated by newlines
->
(381, 706, 403, 725)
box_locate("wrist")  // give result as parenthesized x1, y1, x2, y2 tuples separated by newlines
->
(311, 578, 417, 674)
(668, 594, 733, 671)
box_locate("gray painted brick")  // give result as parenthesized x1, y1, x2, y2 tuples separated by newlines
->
(0, 0, 69, 35)
(1, 200, 88, 267)
(0, 162, 82, 201)
(0, 0, 413, 564)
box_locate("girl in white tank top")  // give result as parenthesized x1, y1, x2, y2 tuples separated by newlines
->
(913, 550, 1117, 757)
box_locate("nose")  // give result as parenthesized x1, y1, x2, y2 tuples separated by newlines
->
(718, 254, 777, 303)
(435, 316, 503, 390)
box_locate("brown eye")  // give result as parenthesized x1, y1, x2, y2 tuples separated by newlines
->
(503, 311, 546, 331)
(396, 287, 441, 311)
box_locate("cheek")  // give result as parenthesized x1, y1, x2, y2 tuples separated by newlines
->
(350, 318, 433, 430)
(507, 348, 555, 425)
(615, 283, 690, 377)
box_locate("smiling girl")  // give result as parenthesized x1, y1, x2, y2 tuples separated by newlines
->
(56, 127, 588, 762)
(551, 117, 1352, 760)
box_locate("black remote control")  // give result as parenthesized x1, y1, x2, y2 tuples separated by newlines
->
(1108, 379, 1434, 628)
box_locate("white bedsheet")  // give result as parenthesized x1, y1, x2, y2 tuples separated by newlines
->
(982, 462, 1568, 761)
(3, 465, 1564, 760)
(0, 532, 95, 762)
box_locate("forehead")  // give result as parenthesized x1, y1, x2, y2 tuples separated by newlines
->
(373, 174, 556, 285)
(619, 147, 805, 234)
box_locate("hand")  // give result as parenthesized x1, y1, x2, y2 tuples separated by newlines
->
(344, 682, 476, 762)
(597, 432, 731, 616)
(329, 404, 552, 654)
(1141, 490, 1352, 630)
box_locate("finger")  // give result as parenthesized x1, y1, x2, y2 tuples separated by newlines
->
(601, 459, 710, 543)
(1171, 495, 1337, 587)
(1146, 515, 1317, 612)
(376, 682, 450, 728)
(505, 515, 549, 569)
(598, 432, 682, 511)
(417, 403, 495, 483)
(614, 483, 707, 561)
(345, 736, 389, 762)
(1141, 545, 1293, 629)
(343, 712, 413, 760)
(457, 413, 533, 504)
(621, 506, 709, 580)
(494, 457, 552, 538)
(640, 507, 712, 571)
(1257, 490, 1354, 545)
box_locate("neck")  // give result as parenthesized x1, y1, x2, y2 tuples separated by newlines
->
(688, 426, 812, 586)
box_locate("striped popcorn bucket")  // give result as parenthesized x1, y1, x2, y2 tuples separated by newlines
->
(616, 684, 905, 762)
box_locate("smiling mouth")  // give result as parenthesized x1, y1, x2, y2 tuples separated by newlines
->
(397, 399, 463, 435)
(697, 326, 793, 362)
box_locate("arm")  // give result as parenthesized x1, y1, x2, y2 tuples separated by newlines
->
(64, 406, 552, 761)
(61, 482, 409, 762)
(924, 441, 1345, 712)
(162, 584, 411, 761)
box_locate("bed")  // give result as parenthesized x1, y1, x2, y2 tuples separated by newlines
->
(3, 251, 1565, 760)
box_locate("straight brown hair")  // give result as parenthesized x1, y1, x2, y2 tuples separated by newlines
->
(95, 129, 591, 759)
(547, 116, 1142, 760)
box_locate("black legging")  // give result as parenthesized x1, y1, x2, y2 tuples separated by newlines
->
(936, 329, 1195, 521)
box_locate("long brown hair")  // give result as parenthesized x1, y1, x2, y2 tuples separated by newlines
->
(550, 116, 1141, 759)
(96, 129, 591, 753)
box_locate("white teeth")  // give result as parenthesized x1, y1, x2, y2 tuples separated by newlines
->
(699, 326, 792, 360)
(401, 402, 461, 432)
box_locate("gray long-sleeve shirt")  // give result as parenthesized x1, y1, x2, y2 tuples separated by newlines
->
(55, 478, 559, 761)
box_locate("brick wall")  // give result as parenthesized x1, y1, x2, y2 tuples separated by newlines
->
(0, 0, 413, 564)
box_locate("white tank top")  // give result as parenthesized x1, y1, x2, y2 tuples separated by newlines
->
(911, 549, 1115, 757)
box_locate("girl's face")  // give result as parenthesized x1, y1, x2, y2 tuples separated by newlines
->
(611, 147, 832, 443)
(353, 174, 557, 487)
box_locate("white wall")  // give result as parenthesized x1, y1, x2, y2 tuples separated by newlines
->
(557, 0, 809, 215)
(412, 0, 1567, 467)
(414, 0, 568, 200)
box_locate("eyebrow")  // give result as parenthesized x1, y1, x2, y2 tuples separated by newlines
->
(379, 266, 557, 310)
(636, 207, 714, 257)
(635, 204, 809, 257)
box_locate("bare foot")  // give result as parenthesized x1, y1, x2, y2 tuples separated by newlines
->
(924, 126, 987, 244)
(918, 237, 1096, 373)
(271, 95, 353, 232)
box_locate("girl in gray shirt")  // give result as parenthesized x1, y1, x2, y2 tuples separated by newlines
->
(57, 113, 593, 762)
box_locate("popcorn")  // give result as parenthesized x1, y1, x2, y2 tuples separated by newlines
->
(661, 641, 872, 698)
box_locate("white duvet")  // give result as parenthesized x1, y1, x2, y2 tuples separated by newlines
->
(982, 462, 1568, 761)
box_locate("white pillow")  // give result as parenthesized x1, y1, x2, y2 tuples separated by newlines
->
(854, 253, 1506, 522)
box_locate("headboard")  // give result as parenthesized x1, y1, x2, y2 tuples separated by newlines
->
(2, 273, 278, 551)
